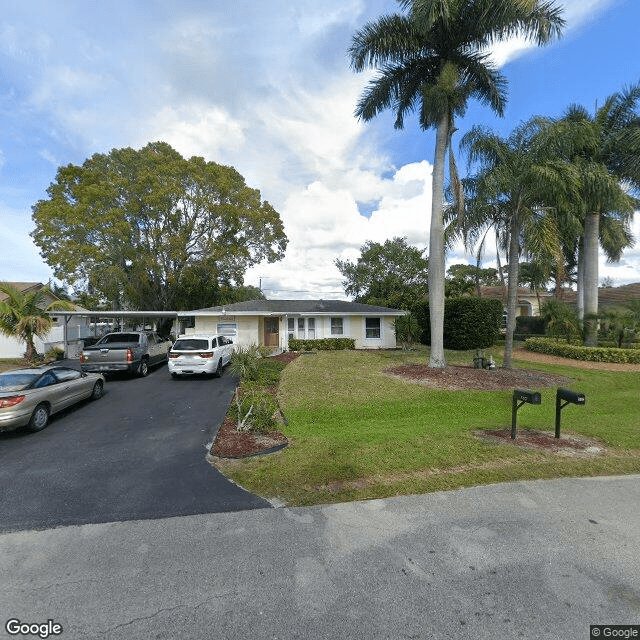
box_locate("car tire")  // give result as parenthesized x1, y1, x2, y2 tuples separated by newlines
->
(171, 373, 179, 379)
(137, 359, 149, 377)
(214, 358, 223, 378)
(91, 380, 104, 400)
(28, 403, 49, 432)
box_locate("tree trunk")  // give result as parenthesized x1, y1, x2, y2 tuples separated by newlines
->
(583, 211, 599, 346)
(576, 239, 584, 321)
(503, 213, 521, 369)
(428, 113, 449, 368)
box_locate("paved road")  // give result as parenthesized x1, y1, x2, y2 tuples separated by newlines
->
(1, 475, 639, 640)
(0, 363, 269, 532)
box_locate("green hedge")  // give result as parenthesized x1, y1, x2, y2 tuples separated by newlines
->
(414, 297, 503, 350)
(288, 338, 355, 351)
(525, 337, 640, 363)
(515, 315, 546, 335)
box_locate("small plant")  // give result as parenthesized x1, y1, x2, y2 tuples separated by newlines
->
(540, 299, 581, 343)
(229, 345, 261, 381)
(230, 384, 279, 434)
(45, 346, 65, 361)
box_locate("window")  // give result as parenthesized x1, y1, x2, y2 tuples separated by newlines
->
(298, 318, 305, 334)
(331, 317, 343, 335)
(307, 318, 315, 339)
(288, 318, 295, 340)
(52, 368, 82, 382)
(365, 317, 381, 339)
(217, 322, 237, 336)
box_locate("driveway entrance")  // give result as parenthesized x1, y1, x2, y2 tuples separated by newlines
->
(0, 363, 269, 533)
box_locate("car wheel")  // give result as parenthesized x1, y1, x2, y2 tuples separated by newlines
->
(91, 380, 104, 400)
(138, 359, 149, 377)
(171, 373, 179, 379)
(214, 358, 223, 378)
(28, 403, 49, 432)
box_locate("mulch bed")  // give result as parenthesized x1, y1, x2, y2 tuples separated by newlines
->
(209, 351, 301, 459)
(383, 364, 571, 390)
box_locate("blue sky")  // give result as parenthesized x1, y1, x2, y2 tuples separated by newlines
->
(1, 0, 639, 299)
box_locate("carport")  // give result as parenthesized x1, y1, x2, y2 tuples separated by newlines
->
(47, 310, 179, 358)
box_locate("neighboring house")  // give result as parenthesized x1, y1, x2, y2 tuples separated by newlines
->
(562, 282, 640, 311)
(177, 299, 407, 351)
(477, 286, 554, 318)
(0, 282, 93, 359)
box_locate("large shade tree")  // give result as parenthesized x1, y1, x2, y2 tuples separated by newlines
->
(349, 0, 564, 367)
(32, 142, 287, 311)
(547, 86, 640, 345)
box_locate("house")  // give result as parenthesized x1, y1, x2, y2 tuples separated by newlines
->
(477, 286, 554, 318)
(176, 299, 407, 351)
(0, 282, 93, 359)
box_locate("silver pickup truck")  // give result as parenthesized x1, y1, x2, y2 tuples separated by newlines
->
(80, 331, 173, 377)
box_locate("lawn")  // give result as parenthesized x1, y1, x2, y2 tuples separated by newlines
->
(216, 347, 640, 506)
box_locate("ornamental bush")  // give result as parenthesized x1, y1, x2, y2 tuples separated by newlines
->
(525, 337, 640, 363)
(515, 315, 546, 335)
(288, 338, 355, 351)
(413, 297, 503, 350)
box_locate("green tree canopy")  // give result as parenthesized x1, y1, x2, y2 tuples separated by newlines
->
(335, 237, 428, 309)
(31, 142, 287, 311)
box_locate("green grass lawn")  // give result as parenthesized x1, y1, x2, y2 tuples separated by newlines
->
(217, 347, 640, 506)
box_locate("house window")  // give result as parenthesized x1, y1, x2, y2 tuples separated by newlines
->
(182, 316, 195, 330)
(288, 318, 295, 340)
(365, 317, 381, 339)
(217, 322, 237, 336)
(331, 317, 343, 335)
(307, 318, 315, 339)
(298, 318, 305, 334)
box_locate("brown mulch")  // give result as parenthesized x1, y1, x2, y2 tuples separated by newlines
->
(477, 428, 606, 458)
(209, 351, 301, 459)
(383, 363, 571, 390)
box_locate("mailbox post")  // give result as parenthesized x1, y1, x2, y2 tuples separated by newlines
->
(511, 389, 541, 439)
(555, 388, 585, 438)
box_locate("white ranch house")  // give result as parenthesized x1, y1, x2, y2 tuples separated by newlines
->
(176, 299, 407, 351)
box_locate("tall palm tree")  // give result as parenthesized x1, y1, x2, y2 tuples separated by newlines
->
(0, 283, 74, 362)
(548, 85, 640, 345)
(458, 118, 575, 368)
(349, 0, 564, 368)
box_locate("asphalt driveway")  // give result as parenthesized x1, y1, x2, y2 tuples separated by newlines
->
(0, 362, 270, 533)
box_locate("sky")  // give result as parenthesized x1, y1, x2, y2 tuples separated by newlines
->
(1, 0, 639, 301)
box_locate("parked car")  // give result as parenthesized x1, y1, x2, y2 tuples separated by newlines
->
(80, 331, 172, 377)
(0, 366, 105, 433)
(168, 334, 234, 378)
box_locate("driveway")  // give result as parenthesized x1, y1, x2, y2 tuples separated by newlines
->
(0, 362, 269, 533)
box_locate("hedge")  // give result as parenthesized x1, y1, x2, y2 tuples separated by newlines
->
(288, 338, 355, 351)
(413, 297, 503, 350)
(525, 337, 640, 364)
(515, 315, 546, 335)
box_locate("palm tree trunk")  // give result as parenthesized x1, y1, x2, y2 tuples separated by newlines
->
(503, 212, 521, 369)
(583, 211, 599, 346)
(576, 239, 584, 321)
(428, 112, 449, 368)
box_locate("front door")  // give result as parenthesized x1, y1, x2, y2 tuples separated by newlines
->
(264, 317, 279, 347)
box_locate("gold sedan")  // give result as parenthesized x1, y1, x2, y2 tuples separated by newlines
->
(0, 366, 105, 433)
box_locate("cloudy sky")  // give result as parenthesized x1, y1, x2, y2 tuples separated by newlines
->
(1, 0, 639, 300)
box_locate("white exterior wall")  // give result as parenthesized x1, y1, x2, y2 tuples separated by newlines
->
(0, 323, 94, 359)
(190, 315, 260, 347)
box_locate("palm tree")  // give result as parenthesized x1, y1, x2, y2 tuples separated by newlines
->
(0, 283, 74, 362)
(458, 118, 575, 368)
(548, 85, 640, 345)
(349, 0, 564, 367)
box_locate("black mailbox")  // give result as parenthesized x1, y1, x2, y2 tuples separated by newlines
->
(555, 388, 585, 438)
(511, 389, 542, 439)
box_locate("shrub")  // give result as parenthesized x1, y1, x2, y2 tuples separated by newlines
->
(443, 297, 503, 350)
(288, 338, 355, 351)
(229, 384, 279, 434)
(394, 313, 420, 348)
(413, 298, 502, 349)
(525, 337, 640, 364)
(45, 346, 65, 361)
(229, 345, 261, 381)
(515, 315, 546, 335)
(540, 299, 581, 343)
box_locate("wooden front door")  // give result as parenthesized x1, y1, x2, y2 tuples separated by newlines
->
(264, 317, 279, 347)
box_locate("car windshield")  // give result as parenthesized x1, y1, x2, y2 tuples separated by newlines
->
(172, 339, 209, 351)
(0, 373, 40, 392)
(98, 333, 140, 344)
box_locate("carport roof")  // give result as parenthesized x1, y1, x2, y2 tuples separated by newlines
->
(182, 299, 406, 316)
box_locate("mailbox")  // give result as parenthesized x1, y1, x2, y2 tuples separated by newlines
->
(511, 389, 542, 439)
(555, 388, 585, 438)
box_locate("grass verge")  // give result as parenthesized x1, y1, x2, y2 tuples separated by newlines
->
(214, 347, 640, 506)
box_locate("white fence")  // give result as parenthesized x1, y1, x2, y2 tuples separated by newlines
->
(0, 324, 96, 360)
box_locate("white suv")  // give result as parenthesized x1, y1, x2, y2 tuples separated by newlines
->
(168, 334, 234, 378)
